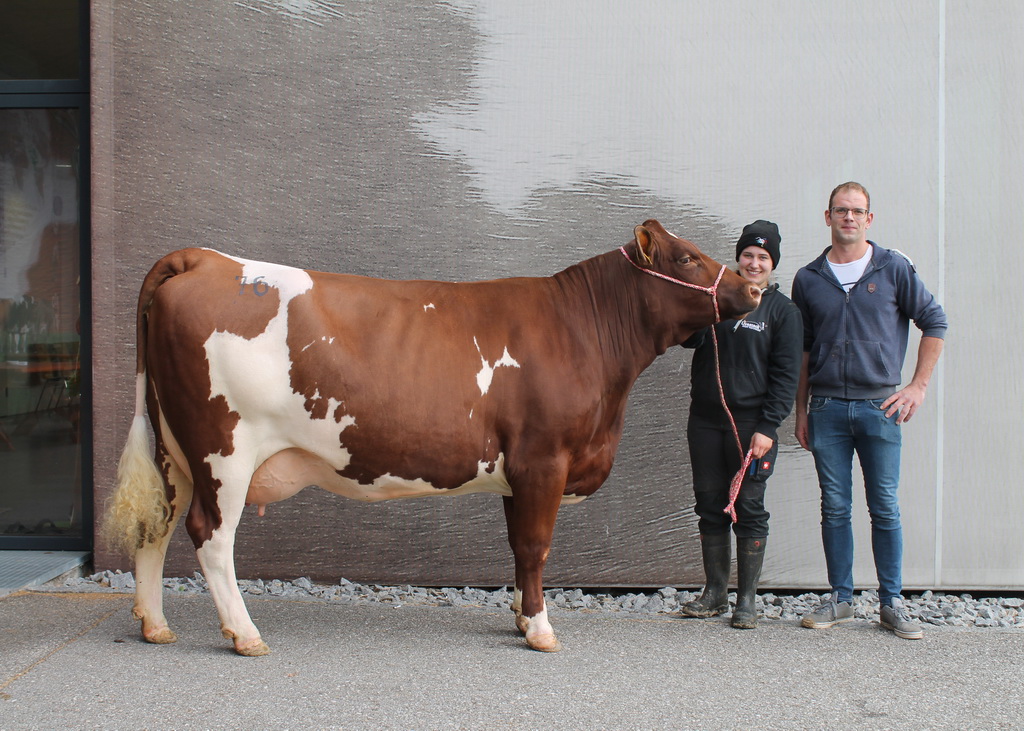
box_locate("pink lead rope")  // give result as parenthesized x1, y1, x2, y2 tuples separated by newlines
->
(619, 246, 752, 523)
(707, 307, 755, 523)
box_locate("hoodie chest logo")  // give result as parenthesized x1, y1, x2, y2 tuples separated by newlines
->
(867, 283, 877, 293)
(738, 320, 766, 333)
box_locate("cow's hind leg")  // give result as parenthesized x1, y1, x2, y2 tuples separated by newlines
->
(133, 455, 192, 644)
(189, 466, 269, 657)
(503, 481, 565, 652)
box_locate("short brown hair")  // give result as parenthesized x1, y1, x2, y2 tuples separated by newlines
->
(828, 181, 870, 211)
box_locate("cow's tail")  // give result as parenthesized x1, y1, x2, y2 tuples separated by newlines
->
(103, 252, 196, 557)
(104, 394, 169, 557)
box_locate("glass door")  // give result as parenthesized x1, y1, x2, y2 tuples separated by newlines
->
(0, 101, 90, 549)
(1, 0, 90, 550)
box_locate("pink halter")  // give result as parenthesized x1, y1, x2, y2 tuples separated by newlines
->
(619, 246, 727, 322)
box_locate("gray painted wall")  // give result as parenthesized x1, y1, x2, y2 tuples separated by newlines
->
(91, 1, 1023, 589)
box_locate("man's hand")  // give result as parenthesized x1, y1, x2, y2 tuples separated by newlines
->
(794, 352, 811, 450)
(881, 382, 927, 424)
(882, 336, 944, 424)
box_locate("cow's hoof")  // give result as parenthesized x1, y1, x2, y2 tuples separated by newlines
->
(142, 626, 178, 645)
(514, 614, 529, 636)
(526, 633, 562, 653)
(234, 638, 271, 657)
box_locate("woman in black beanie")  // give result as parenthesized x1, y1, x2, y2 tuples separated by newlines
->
(678, 220, 802, 628)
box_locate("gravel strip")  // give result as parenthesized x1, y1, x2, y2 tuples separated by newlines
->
(56, 570, 1024, 629)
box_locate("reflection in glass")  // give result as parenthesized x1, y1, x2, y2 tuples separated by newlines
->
(0, 108, 82, 538)
(0, 0, 81, 81)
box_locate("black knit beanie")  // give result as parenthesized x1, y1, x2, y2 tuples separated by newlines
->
(735, 219, 781, 269)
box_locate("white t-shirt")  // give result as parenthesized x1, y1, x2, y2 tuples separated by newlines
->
(827, 247, 872, 292)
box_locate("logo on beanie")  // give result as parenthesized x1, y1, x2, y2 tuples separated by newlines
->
(755, 237, 766, 246)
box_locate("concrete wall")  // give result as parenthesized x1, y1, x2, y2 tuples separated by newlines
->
(91, 1, 1023, 589)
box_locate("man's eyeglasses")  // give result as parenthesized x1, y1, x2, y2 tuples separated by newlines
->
(830, 207, 869, 220)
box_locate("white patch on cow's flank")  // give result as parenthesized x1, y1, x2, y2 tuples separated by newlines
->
(204, 257, 357, 485)
(297, 336, 333, 354)
(336, 413, 356, 429)
(473, 337, 521, 396)
(423, 303, 435, 311)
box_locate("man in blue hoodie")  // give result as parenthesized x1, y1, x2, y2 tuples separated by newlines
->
(791, 182, 947, 640)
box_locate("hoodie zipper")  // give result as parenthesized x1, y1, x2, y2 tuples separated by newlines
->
(814, 246, 887, 398)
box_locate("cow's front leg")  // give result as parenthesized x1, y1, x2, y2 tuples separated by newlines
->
(503, 484, 564, 652)
(502, 496, 530, 636)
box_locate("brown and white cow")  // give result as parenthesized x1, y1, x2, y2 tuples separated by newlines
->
(106, 219, 760, 655)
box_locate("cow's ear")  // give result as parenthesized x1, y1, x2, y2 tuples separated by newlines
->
(634, 224, 655, 265)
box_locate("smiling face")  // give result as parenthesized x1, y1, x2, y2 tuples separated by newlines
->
(737, 245, 773, 289)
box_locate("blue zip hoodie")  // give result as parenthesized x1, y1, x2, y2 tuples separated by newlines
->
(791, 241, 948, 400)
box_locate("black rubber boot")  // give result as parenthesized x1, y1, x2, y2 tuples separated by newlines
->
(731, 536, 766, 629)
(680, 533, 731, 617)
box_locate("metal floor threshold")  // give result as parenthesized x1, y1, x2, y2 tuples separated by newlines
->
(0, 551, 91, 597)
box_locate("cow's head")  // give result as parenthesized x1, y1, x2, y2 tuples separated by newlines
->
(628, 219, 761, 345)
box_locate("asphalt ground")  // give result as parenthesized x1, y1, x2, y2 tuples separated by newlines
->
(1, 589, 1022, 730)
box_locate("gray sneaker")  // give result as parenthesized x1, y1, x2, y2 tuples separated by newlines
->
(880, 597, 923, 640)
(801, 592, 854, 629)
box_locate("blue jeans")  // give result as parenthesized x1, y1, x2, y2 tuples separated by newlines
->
(808, 397, 903, 606)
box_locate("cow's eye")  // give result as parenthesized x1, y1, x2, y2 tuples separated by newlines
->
(676, 256, 691, 265)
